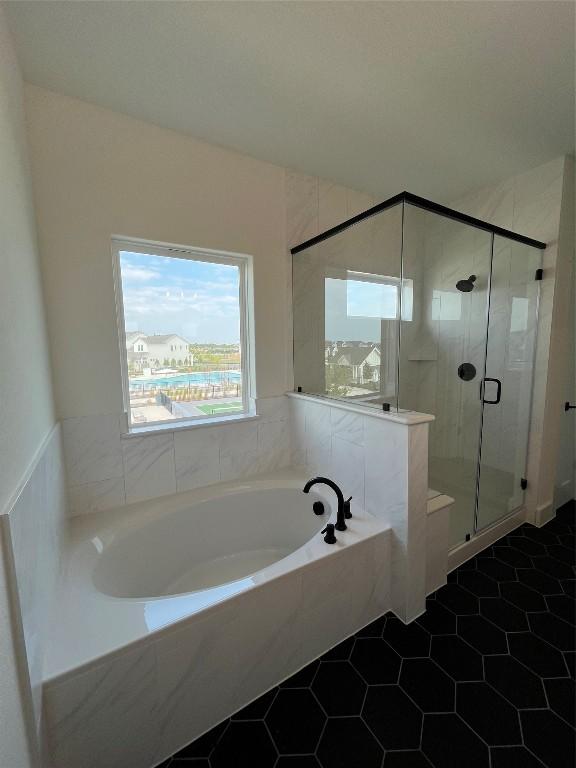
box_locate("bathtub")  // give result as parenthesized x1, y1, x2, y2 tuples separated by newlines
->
(43, 469, 391, 768)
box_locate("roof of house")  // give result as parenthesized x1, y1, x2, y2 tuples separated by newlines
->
(145, 334, 189, 345)
(330, 346, 380, 366)
(125, 332, 190, 349)
(125, 331, 146, 345)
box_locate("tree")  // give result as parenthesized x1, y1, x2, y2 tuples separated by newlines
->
(325, 363, 351, 396)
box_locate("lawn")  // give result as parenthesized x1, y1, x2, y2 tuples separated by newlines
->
(196, 401, 243, 415)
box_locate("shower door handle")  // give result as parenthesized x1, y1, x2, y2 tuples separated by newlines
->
(482, 377, 502, 405)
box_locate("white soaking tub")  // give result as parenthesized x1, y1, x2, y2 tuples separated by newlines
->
(43, 469, 391, 768)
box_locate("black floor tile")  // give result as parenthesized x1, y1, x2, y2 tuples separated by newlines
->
(529, 612, 576, 652)
(501, 581, 547, 611)
(493, 545, 533, 569)
(508, 632, 569, 677)
(490, 746, 546, 768)
(547, 545, 576, 566)
(561, 579, 576, 598)
(544, 677, 576, 725)
(507, 535, 548, 557)
(276, 758, 321, 768)
(457, 569, 499, 597)
(266, 689, 325, 754)
(546, 595, 576, 625)
(517, 568, 563, 595)
(415, 599, 456, 635)
(316, 717, 383, 768)
(399, 658, 455, 712)
(479, 596, 529, 631)
(384, 751, 432, 767)
(383, 616, 431, 657)
(484, 654, 546, 708)
(565, 651, 575, 677)
(521, 709, 576, 768)
(557, 534, 575, 550)
(430, 635, 483, 681)
(172, 759, 209, 767)
(457, 615, 508, 655)
(362, 685, 422, 749)
(280, 661, 319, 688)
(211, 722, 276, 768)
(311, 661, 366, 715)
(421, 713, 489, 768)
(173, 721, 228, 758)
(355, 615, 386, 638)
(350, 638, 401, 684)
(321, 636, 354, 661)
(522, 525, 559, 546)
(457, 681, 522, 745)
(435, 583, 479, 615)
(231, 688, 277, 720)
(534, 556, 575, 581)
(476, 557, 517, 582)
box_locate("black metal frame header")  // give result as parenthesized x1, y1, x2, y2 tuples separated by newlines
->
(290, 190, 547, 254)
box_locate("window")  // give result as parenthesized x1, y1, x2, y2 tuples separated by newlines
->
(113, 238, 252, 429)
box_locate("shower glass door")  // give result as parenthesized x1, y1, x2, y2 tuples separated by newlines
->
(399, 204, 493, 545)
(475, 238, 542, 531)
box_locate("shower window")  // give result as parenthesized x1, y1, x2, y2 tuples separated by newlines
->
(112, 238, 253, 430)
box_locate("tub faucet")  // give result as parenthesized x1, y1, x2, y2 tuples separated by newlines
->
(303, 477, 351, 532)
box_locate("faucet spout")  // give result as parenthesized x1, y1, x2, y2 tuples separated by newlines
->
(303, 476, 347, 531)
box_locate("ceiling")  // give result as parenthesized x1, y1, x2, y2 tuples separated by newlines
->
(6, 0, 575, 202)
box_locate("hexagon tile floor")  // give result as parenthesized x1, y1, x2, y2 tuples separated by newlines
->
(159, 501, 575, 768)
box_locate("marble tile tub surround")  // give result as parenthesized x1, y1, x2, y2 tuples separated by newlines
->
(1, 424, 67, 745)
(63, 396, 290, 516)
(42, 500, 391, 768)
(289, 392, 433, 623)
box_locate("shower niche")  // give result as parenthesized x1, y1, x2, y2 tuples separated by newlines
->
(291, 192, 545, 547)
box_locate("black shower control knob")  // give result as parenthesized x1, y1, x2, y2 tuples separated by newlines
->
(458, 362, 477, 381)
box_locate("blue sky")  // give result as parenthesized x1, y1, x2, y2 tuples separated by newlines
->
(120, 251, 240, 344)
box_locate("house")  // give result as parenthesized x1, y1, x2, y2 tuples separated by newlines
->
(326, 342, 381, 384)
(125, 332, 193, 370)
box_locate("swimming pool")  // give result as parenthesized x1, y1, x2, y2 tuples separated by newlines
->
(129, 370, 241, 390)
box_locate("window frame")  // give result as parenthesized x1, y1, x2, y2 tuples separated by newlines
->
(112, 236, 253, 432)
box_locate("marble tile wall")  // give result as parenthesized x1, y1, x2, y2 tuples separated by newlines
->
(289, 393, 431, 623)
(1, 423, 67, 755)
(63, 396, 291, 516)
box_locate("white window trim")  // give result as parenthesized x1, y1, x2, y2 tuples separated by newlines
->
(111, 236, 255, 433)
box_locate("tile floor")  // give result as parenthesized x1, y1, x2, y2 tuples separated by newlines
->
(159, 502, 575, 768)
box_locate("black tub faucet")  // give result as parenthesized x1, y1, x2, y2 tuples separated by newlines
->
(303, 477, 351, 532)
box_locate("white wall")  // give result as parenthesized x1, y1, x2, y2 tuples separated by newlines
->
(0, 7, 58, 766)
(0, 13, 55, 515)
(25, 84, 290, 420)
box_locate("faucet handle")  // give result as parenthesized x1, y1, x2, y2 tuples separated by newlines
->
(344, 496, 353, 519)
(321, 524, 337, 544)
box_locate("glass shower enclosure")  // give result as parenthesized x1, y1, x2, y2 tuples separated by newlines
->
(292, 192, 545, 547)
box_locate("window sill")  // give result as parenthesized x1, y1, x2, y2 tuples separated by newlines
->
(121, 412, 260, 439)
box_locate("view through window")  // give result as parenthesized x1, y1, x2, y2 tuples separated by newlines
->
(115, 242, 246, 427)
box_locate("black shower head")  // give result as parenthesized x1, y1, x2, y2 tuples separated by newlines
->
(456, 274, 477, 292)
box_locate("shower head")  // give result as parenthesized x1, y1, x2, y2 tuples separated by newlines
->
(456, 274, 477, 292)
